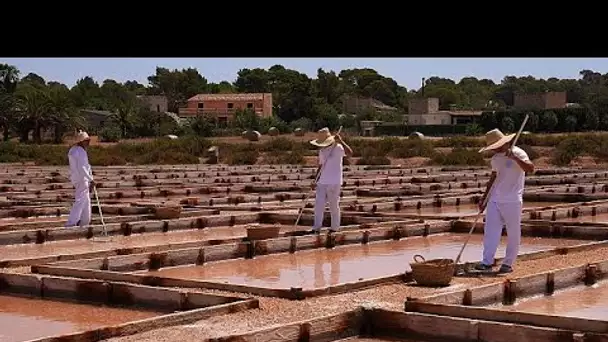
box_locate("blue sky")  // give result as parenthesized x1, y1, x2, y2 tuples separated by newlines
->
(2, 58, 607, 91)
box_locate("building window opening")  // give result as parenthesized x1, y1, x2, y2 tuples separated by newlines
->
(197, 103, 204, 109)
(247, 102, 253, 109)
(227, 103, 234, 109)
(156, 104, 160, 112)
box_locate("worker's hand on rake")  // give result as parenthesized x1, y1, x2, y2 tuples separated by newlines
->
(505, 148, 522, 163)
(311, 182, 316, 190)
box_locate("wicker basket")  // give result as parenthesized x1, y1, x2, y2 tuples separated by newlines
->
(410, 254, 455, 287)
(247, 224, 280, 240)
(153, 205, 182, 220)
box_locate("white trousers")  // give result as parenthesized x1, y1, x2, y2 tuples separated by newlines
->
(66, 181, 91, 228)
(482, 201, 522, 267)
(313, 184, 341, 231)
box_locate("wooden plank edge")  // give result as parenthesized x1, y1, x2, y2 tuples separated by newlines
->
(32, 265, 408, 301)
(0, 212, 261, 247)
(205, 308, 363, 342)
(0, 272, 249, 310)
(368, 308, 584, 342)
(301, 274, 408, 299)
(28, 298, 259, 342)
(418, 260, 596, 306)
(404, 301, 608, 334)
(42, 221, 452, 270)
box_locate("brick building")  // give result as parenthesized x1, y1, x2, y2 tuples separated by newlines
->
(178, 93, 273, 124)
(513, 91, 567, 110)
(407, 98, 482, 125)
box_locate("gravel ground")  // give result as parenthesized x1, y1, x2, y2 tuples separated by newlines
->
(103, 246, 608, 342)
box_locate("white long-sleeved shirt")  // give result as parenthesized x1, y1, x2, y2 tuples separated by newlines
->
(68, 145, 93, 184)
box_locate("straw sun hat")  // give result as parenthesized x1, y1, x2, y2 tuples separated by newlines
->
(73, 130, 91, 145)
(478, 129, 515, 153)
(309, 127, 336, 148)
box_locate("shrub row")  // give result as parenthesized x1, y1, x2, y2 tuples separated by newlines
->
(479, 107, 601, 134)
(2, 132, 607, 167)
(0, 137, 212, 166)
(375, 124, 469, 136)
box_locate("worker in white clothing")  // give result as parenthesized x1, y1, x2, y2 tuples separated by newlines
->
(476, 129, 535, 274)
(309, 127, 353, 234)
(66, 131, 94, 228)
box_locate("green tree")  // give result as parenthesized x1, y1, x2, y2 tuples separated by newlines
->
(14, 83, 51, 143)
(209, 81, 236, 94)
(541, 111, 558, 132)
(564, 115, 577, 132)
(233, 109, 260, 131)
(47, 85, 83, 143)
(526, 112, 539, 132)
(584, 110, 599, 130)
(110, 95, 138, 138)
(465, 123, 483, 136)
(234, 65, 314, 122)
(501, 116, 515, 133)
(21, 73, 46, 87)
(124, 80, 147, 95)
(190, 115, 215, 137)
(71, 76, 104, 109)
(234, 68, 271, 93)
(147, 67, 208, 112)
(313, 68, 341, 104)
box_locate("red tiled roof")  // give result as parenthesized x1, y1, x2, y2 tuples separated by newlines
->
(187, 93, 270, 102)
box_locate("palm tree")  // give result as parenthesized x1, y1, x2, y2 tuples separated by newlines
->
(0, 92, 15, 141)
(110, 92, 139, 138)
(0, 64, 20, 141)
(14, 84, 52, 143)
(0, 64, 19, 93)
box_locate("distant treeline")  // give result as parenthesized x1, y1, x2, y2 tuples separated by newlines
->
(2, 63, 608, 143)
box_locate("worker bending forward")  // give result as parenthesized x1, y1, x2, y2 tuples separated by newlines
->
(66, 131, 95, 228)
(309, 128, 353, 234)
(476, 129, 534, 274)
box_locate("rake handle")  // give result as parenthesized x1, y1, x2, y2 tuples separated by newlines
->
(93, 185, 108, 237)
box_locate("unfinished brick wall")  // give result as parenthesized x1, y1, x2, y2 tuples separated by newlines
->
(262, 93, 273, 117)
(514, 92, 567, 110)
(139, 96, 168, 113)
(343, 96, 373, 114)
(408, 98, 439, 114)
(543, 91, 567, 109)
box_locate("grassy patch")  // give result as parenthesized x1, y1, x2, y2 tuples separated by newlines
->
(2, 132, 607, 166)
